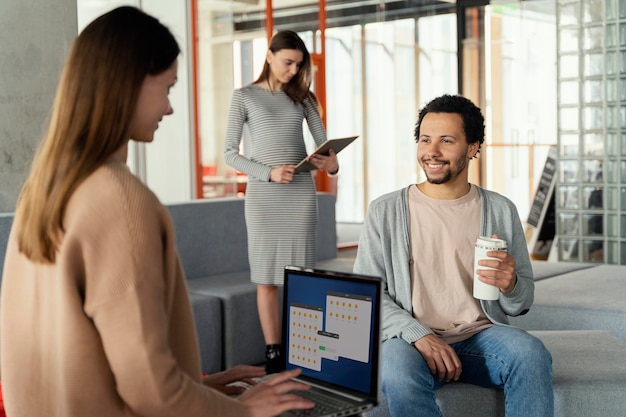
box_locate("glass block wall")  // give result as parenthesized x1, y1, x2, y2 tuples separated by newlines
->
(556, 0, 626, 264)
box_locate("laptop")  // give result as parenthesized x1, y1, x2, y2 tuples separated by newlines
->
(280, 266, 382, 417)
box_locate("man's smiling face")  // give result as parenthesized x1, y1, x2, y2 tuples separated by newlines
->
(417, 112, 478, 186)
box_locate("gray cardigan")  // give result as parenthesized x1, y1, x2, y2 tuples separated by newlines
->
(353, 185, 534, 344)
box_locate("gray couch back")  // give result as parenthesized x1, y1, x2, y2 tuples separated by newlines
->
(166, 193, 338, 280)
(0, 193, 337, 284)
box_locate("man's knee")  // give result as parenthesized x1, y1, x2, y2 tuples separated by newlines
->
(381, 338, 433, 388)
(512, 333, 553, 376)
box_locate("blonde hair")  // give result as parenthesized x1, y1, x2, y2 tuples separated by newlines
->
(15, 6, 180, 263)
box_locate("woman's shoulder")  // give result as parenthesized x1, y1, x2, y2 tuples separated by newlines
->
(236, 83, 267, 95)
(70, 162, 163, 223)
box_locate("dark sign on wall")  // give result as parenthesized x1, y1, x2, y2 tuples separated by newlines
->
(525, 146, 557, 260)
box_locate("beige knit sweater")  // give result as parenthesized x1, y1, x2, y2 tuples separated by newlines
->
(0, 161, 247, 416)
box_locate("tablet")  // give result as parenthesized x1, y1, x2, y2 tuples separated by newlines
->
(294, 135, 359, 173)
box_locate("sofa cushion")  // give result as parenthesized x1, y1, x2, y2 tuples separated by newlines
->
(188, 292, 223, 374)
(167, 193, 337, 281)
(510, 265, 626, 342)
(187, 272, 281, 369)
(531, 260, 598, 281)
(167, 198, 250, 279)
(364, 330, 626, 417)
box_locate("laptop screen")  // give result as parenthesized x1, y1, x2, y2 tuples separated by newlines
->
(282, 267, 381, 396)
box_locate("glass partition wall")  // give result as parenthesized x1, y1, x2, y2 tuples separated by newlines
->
(555, 0, 626, 264)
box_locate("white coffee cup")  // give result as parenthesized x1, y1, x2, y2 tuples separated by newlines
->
(473, 237, 507, 300)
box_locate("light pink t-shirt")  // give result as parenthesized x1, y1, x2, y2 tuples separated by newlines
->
(409, 184, 492, 344)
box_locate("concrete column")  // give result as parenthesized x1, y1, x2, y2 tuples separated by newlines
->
(0, 0, 77, 212)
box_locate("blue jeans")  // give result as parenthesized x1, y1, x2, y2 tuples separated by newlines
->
(381, 325, 554, 417)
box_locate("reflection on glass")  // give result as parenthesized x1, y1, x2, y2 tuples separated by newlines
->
(559, 28, 579, 52)
(582, 239, 604, 262)
(607, 159, 620, 181)
(583, 106, 603, 130)
(606, 133, 619, 156)
(560, 161, 579, 184)
(606, 24, 617, 48)
(607, 214, 618, 237)
(584, 0, 604, 23)
(606, 187, 619, 210)
(606, 51, 617, 75)
(583, 187, 603, 209)
(622, 161, 626, 181)
(559, 54, 579, 78)
(583, 133, 604, 156)
(559, 238, 579, 262)
(560, 80, 579, 104)
(559, 133, 579, 156)
(606, 0, 617, 21)
(584, 79, 603, 103)
(558, 184, 579, 208)
(605, 105, 617, 128)
(560, 107, 579, 130)
(559, 213, 579, 235)
(583, 159, 603, 182)
(583, 26, 603, 50)
(558, 2, 579, 26)
(606, 78, 617, 102)
(583, 214, 603, 235)
(584, 53, 604, 76)
(606, 240, 618, 263)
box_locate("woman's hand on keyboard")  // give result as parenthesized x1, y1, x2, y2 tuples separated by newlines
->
(239, 368, 315, 417)
(202, 364, 266, 396)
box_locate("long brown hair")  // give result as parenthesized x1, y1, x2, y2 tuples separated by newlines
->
(14, 6, 180, 263)
(255, 30, 316, 105)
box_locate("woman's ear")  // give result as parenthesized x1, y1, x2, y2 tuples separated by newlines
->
(266, 50, 272, 64)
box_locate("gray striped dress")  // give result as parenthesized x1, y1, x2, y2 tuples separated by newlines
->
(224, 84, 327, 285)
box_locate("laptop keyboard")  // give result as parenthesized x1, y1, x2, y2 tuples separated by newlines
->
(288, 389, 357, 417)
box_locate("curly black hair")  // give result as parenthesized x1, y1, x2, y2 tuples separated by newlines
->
(414, 95, 485, 157)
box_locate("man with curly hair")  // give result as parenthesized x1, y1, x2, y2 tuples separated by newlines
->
(354, 95, 554, 417)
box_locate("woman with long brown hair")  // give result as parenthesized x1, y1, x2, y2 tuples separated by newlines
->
(224, 30, 339, 373)
(1, 7, 313, 417)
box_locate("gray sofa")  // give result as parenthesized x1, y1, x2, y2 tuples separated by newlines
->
(0, 193, 346, 375)
(2, 197, 626, 417)
(166, 193, 350, 372)
(363, 259, 626, 417)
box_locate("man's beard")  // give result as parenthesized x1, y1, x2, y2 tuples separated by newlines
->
(425, 170, 451, 184)
(422, 155, 467, 185)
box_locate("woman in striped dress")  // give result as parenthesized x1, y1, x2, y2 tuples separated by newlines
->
(224, 30, 339, 373)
